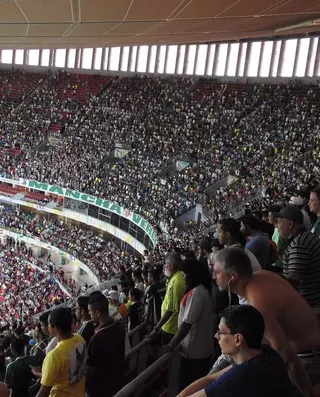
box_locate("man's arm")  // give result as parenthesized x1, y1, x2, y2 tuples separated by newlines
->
(177, 366, 232, 397)
(154, 310, 173, 331)
(258, 306, 314, 397)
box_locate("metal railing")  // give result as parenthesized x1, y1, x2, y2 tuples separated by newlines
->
(116, 349, 180, 397)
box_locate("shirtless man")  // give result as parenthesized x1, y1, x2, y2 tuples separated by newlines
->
(212, 247, 320, 397)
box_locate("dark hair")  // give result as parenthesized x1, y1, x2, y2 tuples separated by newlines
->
(133, 269, 143, 282)
(88, 293, 109, 314)
(148, 268, 161, 283)
(214, 247, 253, 278)
(88, 290, 103, 300)
(221, 305, 265, 349)
(11, 338, 25, 356)
(240, 215, 260, 232)
(182, 250, 196, 259)
(219, 218, 246, 247)
(182, 259, 212, 294)
(77, 296, 89, 312)
(111, 285, 118, 291)
(311, 185, 320, 201)
(39, 311, 50, 326)
(199, 238, 211, 252)
(129, 288, 142, 301)
(49, 308, 72, 334)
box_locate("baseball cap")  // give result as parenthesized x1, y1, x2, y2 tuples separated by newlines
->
(273, 206, 303, 225)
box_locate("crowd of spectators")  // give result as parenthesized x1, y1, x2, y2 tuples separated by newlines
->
(0, 208, 132, 281)
(1, 70, 320, 395)
(0, 71, 319, 232)
(0, 240, 68, 326)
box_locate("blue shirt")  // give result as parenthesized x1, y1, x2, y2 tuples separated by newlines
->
(245, 235, 270, 269)
(205, 347, 292, 397)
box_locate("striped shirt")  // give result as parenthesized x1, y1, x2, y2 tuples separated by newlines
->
(282, 230, 320, 306)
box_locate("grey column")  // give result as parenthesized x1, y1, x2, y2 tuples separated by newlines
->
(212, 44, 221, 76)
(224, 43, 231, 76)
(313, 38, 320, 76)
(193, 45, 200, 75)
(243, 42, 252, 76)
(276, 40, 285, 76)
(257, 42, 265, 77)
(268, 41, 277, 77)
(293, 39, 302, 77)
(182, 45, 190, 75)
(305, 38, 314, 77)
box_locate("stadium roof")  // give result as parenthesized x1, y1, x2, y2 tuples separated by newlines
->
(1, 0, 320, 49)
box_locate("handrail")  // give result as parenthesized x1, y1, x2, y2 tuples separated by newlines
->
(127, 323, 146, 340)
(125, 337, 149, 361)
(115, 352, 174, 397)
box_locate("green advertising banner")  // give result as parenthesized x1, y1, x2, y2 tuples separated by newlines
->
(0, 177, 158, 245)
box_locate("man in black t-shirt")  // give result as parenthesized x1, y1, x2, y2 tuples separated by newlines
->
(127, 288, 144, 331)
(75, 296, 95, 346)
(144, 268, 166, 326)
(87, 294, 125, 397)
(177, 305, 292, 397)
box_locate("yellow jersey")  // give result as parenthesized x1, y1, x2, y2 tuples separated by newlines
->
(161, 271, 185, 335)
(41, 333, 87, 397)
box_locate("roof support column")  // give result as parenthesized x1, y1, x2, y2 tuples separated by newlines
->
(292, 39, 302, 77)
(257, 42, 265, 77)
(65, 49, 70, 68)
(276, 40, 285, 76)
(182, 45, 190, 75)
(193, 45, 200, 75)
(212, 44, 221, 76)
(235, 42, 244, 76)
(175, 45, 182, 74)
(268, 41, 277, 77)
(100, 48, 106, 70)
(243, 42, 252, 76)
(91, 48, 96, 69)
(313, 38, 320, 76)
(224, 43, 231, 76)
(146, 46, 153, 73)
(75, 49, 80, 69)
(305, 38, 314, 76)
(118, 47, 124, 71)
(204, 44, 212, 75)
(24, 50, 29, 66)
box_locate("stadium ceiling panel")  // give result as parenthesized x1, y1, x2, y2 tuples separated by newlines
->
(0, 0, 319, 48)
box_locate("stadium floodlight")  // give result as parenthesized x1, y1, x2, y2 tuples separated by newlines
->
(275, 18, 320, 32)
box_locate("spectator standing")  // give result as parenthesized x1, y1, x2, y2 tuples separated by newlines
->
(240, 215, 271, 269)
(87, 293, 125, 397)
(5, 338, 37, 397)
(309, 186, 320, 238)
(268, 207, 288, 270)
(144, 268, 166, 327)
(164, 259, 214, 390)
(107, 290, 128, 321)
(177, 305, 292, 397)
(149, 252, 185, 344)
(36, 308, 86, 397)
(127, 288, 144, 332)
(75, 296, 95, 346)
(276, 206, 320, 307)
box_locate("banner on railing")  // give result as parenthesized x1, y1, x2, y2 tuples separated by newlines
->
(0, 177, 158, 245)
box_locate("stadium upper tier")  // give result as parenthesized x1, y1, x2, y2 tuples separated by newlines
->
(0, 70, 320, 234)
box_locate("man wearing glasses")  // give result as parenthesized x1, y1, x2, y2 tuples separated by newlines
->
(177, 305, 292, 397)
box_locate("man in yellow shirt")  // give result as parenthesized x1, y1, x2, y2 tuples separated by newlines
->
(35, 308, 87, 397)
(149, 252, 185, 344)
